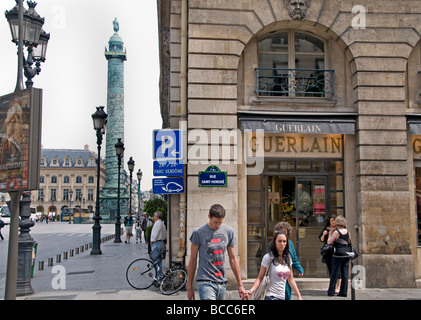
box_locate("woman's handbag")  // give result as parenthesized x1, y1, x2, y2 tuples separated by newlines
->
(254, 255, 273, 300)
(346, 242, 359, 259)
(320, 244, 334, 257)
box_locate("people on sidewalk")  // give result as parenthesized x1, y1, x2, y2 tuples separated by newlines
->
(187, 204, 246, 300)
(150, 211, 167, 279)
(135, 216, 142, 244)
(246, 230, 302, 300)
(327, 215, 351, 297)
(124, 213, 134, 244)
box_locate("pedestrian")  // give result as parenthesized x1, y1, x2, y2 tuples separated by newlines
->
(0, 219, 4, 240)
(123, 213, 134, 244)
(327, 215, 351, 297)
(141, 214, 148, 242)
(135, 216, 142, 244)
(269, 221, 304, 300)
(187, 204, 246, 300)
(319, 214, 341, 293)
(150, 211, 167, 279)
(246, 230, 302, 300)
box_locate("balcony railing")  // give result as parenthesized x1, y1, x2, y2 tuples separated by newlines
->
(255, 68, 335, 98)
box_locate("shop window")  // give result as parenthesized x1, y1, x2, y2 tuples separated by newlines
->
(256, 30, 333, 97)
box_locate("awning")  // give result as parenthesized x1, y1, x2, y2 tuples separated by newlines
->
(239, 111, 357, 134)
(407, 114, 421, 134)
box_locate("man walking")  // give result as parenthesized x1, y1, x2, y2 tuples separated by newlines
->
(187, 204, 246, 300)
(124, 213, 134, 244)
(150, 211, 167, 279)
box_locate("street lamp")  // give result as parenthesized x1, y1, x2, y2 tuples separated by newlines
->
(114, 138, 124, 243)
(127, 157, 135, 216)
(5, 0, 50, 91)
(137, 169, 143, 215)
(91, 106, 107, 255)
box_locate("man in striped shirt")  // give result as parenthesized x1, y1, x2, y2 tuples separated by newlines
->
(187, 204, 245, 300)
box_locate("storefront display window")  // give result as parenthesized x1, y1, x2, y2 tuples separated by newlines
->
(415, 167, 421, 246)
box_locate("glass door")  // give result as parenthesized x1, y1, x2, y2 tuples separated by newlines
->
(296, 177, 328, 277)
(265, 175, 328, 277)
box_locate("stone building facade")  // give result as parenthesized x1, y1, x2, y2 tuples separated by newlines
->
(158, 0, 421, 288)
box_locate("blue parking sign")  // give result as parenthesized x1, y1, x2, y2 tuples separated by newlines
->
(153, 177, 184, 194)
(153, 129, 183, 161)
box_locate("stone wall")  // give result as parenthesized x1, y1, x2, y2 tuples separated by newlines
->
(161, 0, 421, 287)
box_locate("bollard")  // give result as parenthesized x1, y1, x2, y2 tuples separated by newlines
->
(89, 243, 92, 248)
(75, 247, 79, 254)
(63, 252, 68, 260)
(85, 244, 89, 250)
(48, 258, 53, 267)
(80, 246, 84, 253)
(70, 249, 74, 257)
(39, 261, 44, 271)
(56, 254, 61, 263)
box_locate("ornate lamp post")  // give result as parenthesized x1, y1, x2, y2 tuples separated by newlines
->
(4, 0, 49, 300)
(114, 138, 124, 243)
(5, 0, 50, 91)
(91, 106, 107, 255)
(127, 157, 135, 216)
(137, 169, 143, 215)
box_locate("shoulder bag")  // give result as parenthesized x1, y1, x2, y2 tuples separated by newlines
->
(320, 243, 334, 257)
(254, 254, 273, 300)
(346, 241, 359, 259)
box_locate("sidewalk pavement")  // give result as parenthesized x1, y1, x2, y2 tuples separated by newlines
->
(9, 237, 421, 301)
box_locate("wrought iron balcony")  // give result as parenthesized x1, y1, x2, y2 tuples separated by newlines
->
(255, 68, 335, 98)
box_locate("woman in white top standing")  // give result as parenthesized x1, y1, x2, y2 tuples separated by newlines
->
(245, 230, 303, 300)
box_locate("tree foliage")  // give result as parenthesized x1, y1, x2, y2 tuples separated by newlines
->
(143, 196, 167, 220)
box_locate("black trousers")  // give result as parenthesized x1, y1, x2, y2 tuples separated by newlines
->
(327, 255, 349, 296)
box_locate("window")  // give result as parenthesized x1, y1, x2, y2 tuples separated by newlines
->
(40, 158, 46, 166)
(51, 189, 57, 201)
(88, 158, 95, 167)
(88, 176, 94, 184)
(38, 189, 44, 201)
(76, 176, 82, 184)
(51, 176, 57, 184)
(256, 30, 333, 97)
(51, 158, 59, 166)
(75, 188, 82, 201)
(63, 176, 70, 184)
(88, 189, 94, 201)
(40, 176, 44, 183)
(64, 158, 71, 166)
(76, 159, 83, 166)
(416, 167, 421, 246)
(63, 189, 69, 201)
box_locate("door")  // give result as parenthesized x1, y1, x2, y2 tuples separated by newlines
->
(265, 176, 328, 277)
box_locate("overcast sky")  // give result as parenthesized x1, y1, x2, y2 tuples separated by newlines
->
(0, 0, 162, 190)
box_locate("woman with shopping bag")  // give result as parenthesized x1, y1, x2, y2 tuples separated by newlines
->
(245, 230, 302, 300)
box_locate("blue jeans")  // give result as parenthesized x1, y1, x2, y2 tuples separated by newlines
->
(197, 281, 226, 300)
(151, 241, 164, 279)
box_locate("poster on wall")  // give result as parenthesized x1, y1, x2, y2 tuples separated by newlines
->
(0, 88, 42, 192)
(313, 185, 325, 215)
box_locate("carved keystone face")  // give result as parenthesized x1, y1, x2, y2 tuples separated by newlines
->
(285, 0, 309, 20)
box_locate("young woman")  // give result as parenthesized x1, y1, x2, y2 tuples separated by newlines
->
(327, 215, 351, 297)
(246, 230, 302, 300)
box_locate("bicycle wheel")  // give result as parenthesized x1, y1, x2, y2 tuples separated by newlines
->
(159, 268, 187, 295)
(126, 258, 157, 290)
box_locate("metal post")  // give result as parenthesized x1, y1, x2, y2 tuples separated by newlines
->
(5, 191, 23, 300)
(16, 192, 35, 296)
(15, 0, 24, 92)
(114, 154, 122, 243)
(91, 128, 103, 255)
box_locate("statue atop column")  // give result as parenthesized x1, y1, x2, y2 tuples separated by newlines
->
(113, 17, 119, 33)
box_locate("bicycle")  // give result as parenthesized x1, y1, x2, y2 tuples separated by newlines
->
(126, 250, 187, 295)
